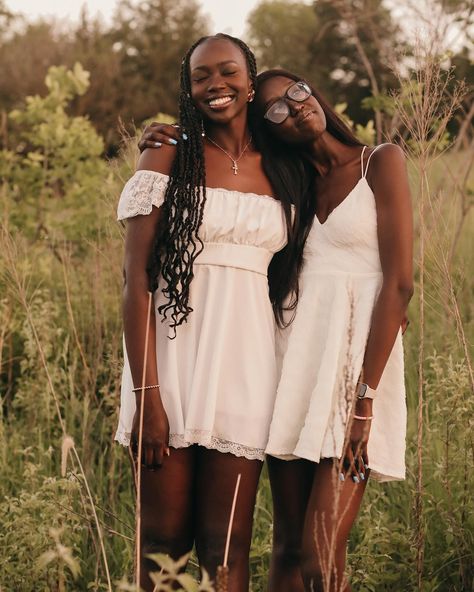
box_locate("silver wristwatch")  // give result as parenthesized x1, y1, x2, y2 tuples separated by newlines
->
(356, 382, 377, 400)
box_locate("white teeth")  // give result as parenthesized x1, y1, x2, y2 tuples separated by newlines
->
(209, 96, 233, 107)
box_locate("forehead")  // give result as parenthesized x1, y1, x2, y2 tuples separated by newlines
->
(258, 76, 296, 102)
(190, 38, 247, 70)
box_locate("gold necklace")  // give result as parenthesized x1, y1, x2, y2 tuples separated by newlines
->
(206, 135, 252, 175)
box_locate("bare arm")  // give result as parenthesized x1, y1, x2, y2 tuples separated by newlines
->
(346, 144, 413, 480)
(362, 143, 414, 391)
(123, 145, 176, 467)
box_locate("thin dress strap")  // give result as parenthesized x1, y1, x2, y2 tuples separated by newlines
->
(360, 145, 367, 178)
(363, 143, 389, 178)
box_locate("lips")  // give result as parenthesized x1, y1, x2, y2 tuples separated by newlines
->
(207, 95, 235, 109)
(296, 110, 315, 126)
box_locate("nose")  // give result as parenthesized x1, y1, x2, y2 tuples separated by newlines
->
(206, 72, 227, 92)
(288, 101, 305, 117)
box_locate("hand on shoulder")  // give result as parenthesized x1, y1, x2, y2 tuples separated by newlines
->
(137, 143, 177, 176)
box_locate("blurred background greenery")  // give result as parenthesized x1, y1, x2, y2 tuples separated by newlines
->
(0, 1, 473, 591)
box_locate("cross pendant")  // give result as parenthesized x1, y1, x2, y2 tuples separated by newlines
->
(232, 162, 238, 175)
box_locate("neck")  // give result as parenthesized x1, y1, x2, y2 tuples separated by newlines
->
(205, 114, 252, 157)
(304, 132, 358, 177)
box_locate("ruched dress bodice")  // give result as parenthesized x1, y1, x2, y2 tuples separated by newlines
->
(266, 146, 407, 481)
(116, 170, 288, 460)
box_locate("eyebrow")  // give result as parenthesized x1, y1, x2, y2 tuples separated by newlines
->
(191, 60, 240, 72)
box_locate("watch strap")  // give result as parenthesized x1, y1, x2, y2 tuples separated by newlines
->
(356, 382, 377, 400)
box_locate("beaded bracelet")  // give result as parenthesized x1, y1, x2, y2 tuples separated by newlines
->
(353, 414, 374, 421)
(132, 384, 160, 393)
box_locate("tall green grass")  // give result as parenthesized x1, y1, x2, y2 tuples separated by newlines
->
(0, 61, 472, 591)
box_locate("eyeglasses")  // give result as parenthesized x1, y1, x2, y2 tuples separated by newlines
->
(264, 81, 312, 124)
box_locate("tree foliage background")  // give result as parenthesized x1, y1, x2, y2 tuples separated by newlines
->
(0, 0, 472, 150)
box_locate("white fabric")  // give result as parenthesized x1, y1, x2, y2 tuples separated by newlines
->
(266, 145, 407, 482)
(115, 170, 288, 460)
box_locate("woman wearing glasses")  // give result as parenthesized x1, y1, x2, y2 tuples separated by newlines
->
(140, 69, 413, 592)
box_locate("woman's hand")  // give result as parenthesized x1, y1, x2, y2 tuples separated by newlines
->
(138, 122, 183, 152)
(342, 398, 372, 483)
(131, 394, 170, 470)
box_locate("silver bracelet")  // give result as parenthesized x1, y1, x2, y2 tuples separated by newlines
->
(132, 384, 160, 393)
(353, 414, 374, 421)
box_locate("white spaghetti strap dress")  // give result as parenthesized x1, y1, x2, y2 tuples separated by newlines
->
(266, 145, 407, 481)
(115, 170, 288, 461)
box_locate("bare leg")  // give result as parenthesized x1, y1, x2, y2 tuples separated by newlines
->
(301, 458, 369, 592)
(267, 456, 314, 592)
(139, 446, 197, 591)
(194, 448, 263, 592)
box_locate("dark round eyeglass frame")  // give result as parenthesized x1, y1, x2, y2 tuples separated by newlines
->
(263, 81, 312, 125)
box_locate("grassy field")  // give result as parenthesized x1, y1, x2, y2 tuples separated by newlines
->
(0, 65, 472, 591)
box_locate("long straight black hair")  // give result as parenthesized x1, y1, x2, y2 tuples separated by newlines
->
(253, 68, 364, 327)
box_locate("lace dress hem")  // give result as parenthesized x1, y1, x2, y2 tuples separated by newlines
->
(114, 430, 265, 461)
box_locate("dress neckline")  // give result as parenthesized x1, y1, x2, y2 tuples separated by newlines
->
(313, 144, 384, 226)
(136, 168, 280, 205)
(315, 177, 370, 226)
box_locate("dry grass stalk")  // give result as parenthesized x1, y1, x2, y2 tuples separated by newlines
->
(135, 290, 153, 591)
(0, 224, 113, 591)
(391, 38, 467, 590)
(215, 473, 242, 592)
(215, 566, 229, 592)
(313, 298, 359, 591)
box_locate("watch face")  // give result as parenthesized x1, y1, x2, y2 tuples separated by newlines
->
(358, 383, 368, 398)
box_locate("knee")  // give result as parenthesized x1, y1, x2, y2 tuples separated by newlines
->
(272, 538, 303, 570)
(196, 528, 250, 572)
(141, 528, 192, 564)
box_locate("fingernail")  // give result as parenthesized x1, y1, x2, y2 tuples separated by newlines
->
(169, 138, 178, 145)
(182, 133, 188, 140)
(359, 472, 365, 481)
(153, 142, 162, 148)
(165, 449, 170, 456)
(339, 472, 345, 482)
(352, 475, 360, 483)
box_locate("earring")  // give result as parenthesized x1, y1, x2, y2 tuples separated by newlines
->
(248, 89, 255, 103)
(200, 119, 205, 137)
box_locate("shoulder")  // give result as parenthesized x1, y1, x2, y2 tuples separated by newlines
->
(367, 144, 411, 205)
(117, 144, 176, 221)
(369, 143, 406, 172)
(136, 143, 176, 176)
(367, 143, 406, 185)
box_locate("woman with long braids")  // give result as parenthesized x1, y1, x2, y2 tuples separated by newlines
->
(140, 67, 413, 591)
(116, 37, 311, 592)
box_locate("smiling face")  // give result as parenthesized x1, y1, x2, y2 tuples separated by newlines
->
(189, 37, 252, 125)
(256, 76, 326, 144)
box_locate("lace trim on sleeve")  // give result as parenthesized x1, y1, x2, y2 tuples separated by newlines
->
(117, 170, 169, 220)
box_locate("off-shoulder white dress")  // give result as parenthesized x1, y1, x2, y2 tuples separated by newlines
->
(266, 145, 407, 481)
(115, 170, 288, 460)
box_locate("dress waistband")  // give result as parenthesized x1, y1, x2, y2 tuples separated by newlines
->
(194, 242, 272, 276)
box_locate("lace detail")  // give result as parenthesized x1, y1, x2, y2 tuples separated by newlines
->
(114, 429, 264, 460)
(117, 170, 169, 220)
(170, 432, 265, 460)
(115, 430, 132, 446)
